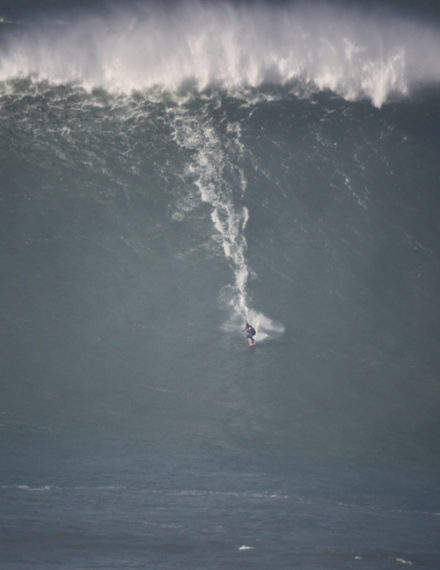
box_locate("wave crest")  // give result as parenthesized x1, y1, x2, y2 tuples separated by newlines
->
(1, 2, 439, 107)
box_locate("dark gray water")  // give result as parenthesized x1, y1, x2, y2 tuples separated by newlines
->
(1, 2, 440, 568)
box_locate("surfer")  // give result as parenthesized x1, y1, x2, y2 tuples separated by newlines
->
(243, 323, 256, 346)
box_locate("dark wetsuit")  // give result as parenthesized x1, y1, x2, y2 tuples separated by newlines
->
(245, 325, 256, 343)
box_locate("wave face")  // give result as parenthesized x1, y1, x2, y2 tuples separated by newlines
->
(1, 2, 440, 569)
(1, 1, 440, 107)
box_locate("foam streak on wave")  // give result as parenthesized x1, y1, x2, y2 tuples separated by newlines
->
(0, 2, 439, 107)
(169, 104, 283, 340)
(170, 107, 250, 316)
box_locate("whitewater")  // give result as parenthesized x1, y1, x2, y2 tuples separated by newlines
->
(1, 1, 440, 568)
(1, 1, 440, 106)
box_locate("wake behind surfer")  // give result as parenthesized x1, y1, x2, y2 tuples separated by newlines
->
(243, 323, 256, 346)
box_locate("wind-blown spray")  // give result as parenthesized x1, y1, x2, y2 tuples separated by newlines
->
(1, 2, 439, 107)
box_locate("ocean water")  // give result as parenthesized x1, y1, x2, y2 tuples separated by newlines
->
(1, 1, 440, 568)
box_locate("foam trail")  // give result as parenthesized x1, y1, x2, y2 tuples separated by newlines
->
(170, 108, 249, 313)
(0, 2, 439, 106)
(170, 105, 283, 340)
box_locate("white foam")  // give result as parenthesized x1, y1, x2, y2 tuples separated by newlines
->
(0, 2, 439, 107)
(170, 109, 247, 301)
(5, 484, 52, 491)
(238, 545, 255, 551)
(221, 305, 285, 342)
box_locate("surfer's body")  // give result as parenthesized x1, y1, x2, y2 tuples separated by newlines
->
(243, 323, 256, 346)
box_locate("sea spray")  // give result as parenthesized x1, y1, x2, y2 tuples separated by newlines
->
(0, 2, 439, 107)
